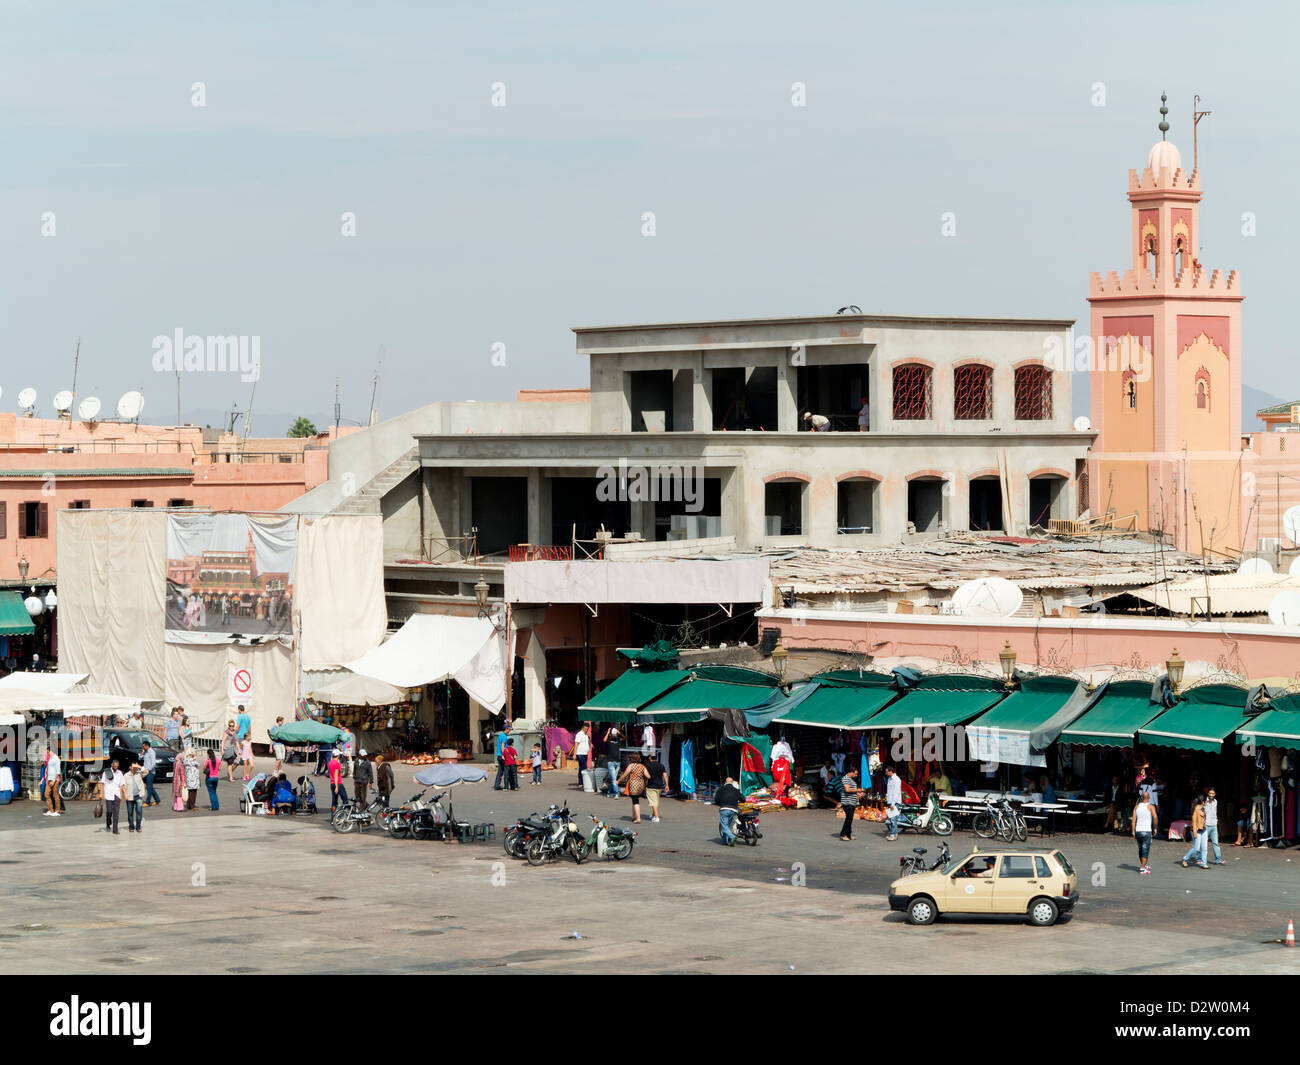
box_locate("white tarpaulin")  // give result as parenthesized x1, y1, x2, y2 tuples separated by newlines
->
(0, 672, 88, 693)
(967, 728, 1047, 769)
(296, 514, 388, 670)
(345, 613, 509, 710)
(505, 559, 770, 605)
(0, 689, 144, 716)
(310, 671, 408, 707)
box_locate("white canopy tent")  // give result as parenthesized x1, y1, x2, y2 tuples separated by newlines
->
(344, 613, 510, 710)
(309, 671, 409, 707)
(0, 688, 146, 719)
(0, 672, 89, 693)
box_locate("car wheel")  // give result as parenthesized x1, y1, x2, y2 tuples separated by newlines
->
(906, 896, 937, 926)
(1028, 898, 1059, 926)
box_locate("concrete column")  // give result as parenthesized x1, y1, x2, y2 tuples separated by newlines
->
(693, 358, 711, 431)
(538, 474, 553, 547)
(776, 354, 798, 431)
(629, 498, 654, 540)
(461, 474, 475, 557)
(522, 631, 546, 724)
(526, 469, 542, 545)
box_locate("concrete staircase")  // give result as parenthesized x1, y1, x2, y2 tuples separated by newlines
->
(331, 447, 419, 515)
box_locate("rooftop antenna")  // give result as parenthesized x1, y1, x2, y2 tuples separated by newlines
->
(227, 403, 243, 434)
(334, 377, 341, 432)
(243, 375, 258, 445)
(70, 338, 81, 411)
(1192, 94, 1212, 172)
(368, 346, 384, 427)
(1158, 91, 1169, 140)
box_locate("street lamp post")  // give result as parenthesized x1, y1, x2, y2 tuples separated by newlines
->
(1165, 648, 1186, 696)
(999, 642, 1018, 688)
(770, 638, 789, 688)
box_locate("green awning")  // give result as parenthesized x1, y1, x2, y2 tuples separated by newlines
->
(809, 670, 897, 688)
(579, 669, 691, 723)
(773, 681, 900, 729)
(1139, 685, 1254, 753)
(0, 592, 36, 636)
(1237, 694, 1300, 748)
(966, 675, 1080, 733)
(862, 682, 1006, 730)
(638, 676, 782, 721)
(1057, 680, 1162, 747)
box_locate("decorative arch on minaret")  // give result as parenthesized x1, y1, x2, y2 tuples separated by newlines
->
(1194, 366, 1211, 411)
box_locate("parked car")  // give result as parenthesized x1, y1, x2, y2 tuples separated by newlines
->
(102, 729, 178, 782)
(888, 846, 1078, 927)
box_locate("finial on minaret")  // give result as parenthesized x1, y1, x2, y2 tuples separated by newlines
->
(1158, 92, 1169, 139)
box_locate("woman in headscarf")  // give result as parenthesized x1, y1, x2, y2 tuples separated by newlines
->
(183, 746, 202, 810)
(172, 746, 187, 811)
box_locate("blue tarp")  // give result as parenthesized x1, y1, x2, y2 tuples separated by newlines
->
(413, 764, 489, 788)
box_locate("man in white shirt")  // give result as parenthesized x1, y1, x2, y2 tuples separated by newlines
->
(802, 412, 831, 432)
(573, 724, 591, 787)
(884, 764, 903, 841)
(44, 751, 63, 816)
(1204, 786, 1223, 865)
(857, 397, 870, 432)
(101, 760, 125, 835)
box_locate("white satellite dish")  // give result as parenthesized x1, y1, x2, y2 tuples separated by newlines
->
(77, 396, 102, 421)
(1289, 556, 1300, 578)
(17, 388, 37, 411)
(1283, 506, 1300, 546)
(1073, 415, 1091, 432)
(1268, 590, 1300, 627)
(951, 577, 1024, 619)
(53, 390, 73, 413)
(116, 390, 144, 421)
(1238, 557, 1274, 576)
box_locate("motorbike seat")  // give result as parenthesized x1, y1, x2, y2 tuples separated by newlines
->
(913, 847, 927, 855)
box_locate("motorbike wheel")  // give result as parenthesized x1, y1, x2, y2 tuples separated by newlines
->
(58, 778, 81, 801)
(569, 838, 587, 864)
(973, 814, 996, 839)
(610, 837, 633, 860)
(503, 829, 521, 857)
(389, 815, 411, 839)
(745, 829, 759, 846)
(932, 815, 954, 837)
(525, 839, 548, 866)
(332, 808, 355, 833)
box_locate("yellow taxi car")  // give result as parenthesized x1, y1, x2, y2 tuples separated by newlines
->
(888, 845, 1078, 927)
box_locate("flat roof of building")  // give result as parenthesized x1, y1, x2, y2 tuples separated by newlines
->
(572, 311, 1077, 334)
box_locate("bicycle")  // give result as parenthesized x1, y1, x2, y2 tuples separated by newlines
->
(973, 798, 1014, 842)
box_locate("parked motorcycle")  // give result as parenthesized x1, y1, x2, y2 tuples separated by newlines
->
(409, 790, 453, 840)
(382, 789, 430, 839)
(894, 791, 954, 836)
(733, 810, 762, 846)
(332, 794, 387, 833)
(898, 840, 951, 876)
(504, 805, 563, 859)
(575, 814, 637, 861)
(525, 805, 584, 865)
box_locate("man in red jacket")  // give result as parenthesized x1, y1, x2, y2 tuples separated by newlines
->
(502, 739, 520, 791)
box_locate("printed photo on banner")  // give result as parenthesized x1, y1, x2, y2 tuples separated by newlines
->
(165, 514, 297, 644)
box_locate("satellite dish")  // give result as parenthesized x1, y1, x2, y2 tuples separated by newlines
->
(1283, 506, 1300, 545)
(53, 390, 73, 413)
(1289, 556, 1300, 578)
(116, 390, 144, 421)
(17, 388, 36, 411)
(1268, 591, 1300, 627)
(1238, 557, 1274, 576)
(1073, 415, 1091, 432)
(951, 577, 1023, 619)
(77, 396, 102, 421)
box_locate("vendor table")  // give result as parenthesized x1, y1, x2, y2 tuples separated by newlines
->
(1021, 801, 1067, 836)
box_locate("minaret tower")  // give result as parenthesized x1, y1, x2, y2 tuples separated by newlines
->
(1087, 93, 1243, 554)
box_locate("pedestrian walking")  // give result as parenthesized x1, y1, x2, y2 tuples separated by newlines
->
(271, 717, 286, 774)
(240, 735, 254, 782)
(221, 721, 239, 781)
(616, 753, 650, 824)
(573, 723, 591, 787)
(328, 747, 347, 814)
(341, 728, 356, 776)
(235, 704, 251, 742)
(182, 747, 201, 811)
(204, 749, 221, 811)
(1133, 789, 1158, 874)
(164, 708, 181, 748)
(715, 776, 743, 845)
(1204, 786, 1224, 864)
(884, 764, 903, 841)
(602, 725, 622, 797)
(314, 741, 331, 776)
(101, 760, 124, 835)
(140, 740, 161, 806)
(503, 738, 520, 790)
(492, 722, 510, 790)
(376, 755, 394, 807)
(839, 768, 861, 840)
(530, 743, 543, 787)
(353, 749, 373, 804)
(645, 752, 667, 822)
(171, 746, 186, 811)
(178, 714, 193, 748)
(1181, 793, 1209, 869)
(44, 749, 63, 817)
(123, 764, 146, 832)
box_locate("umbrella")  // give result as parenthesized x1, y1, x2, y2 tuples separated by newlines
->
(268, 721, 345, 744)
(412, 764, 489, 788)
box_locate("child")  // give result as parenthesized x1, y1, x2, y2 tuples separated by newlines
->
(531, 743, 543, 786)
(240, 735, 255, 782)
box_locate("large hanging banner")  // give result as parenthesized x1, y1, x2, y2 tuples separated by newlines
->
(165, 514, 297, 645)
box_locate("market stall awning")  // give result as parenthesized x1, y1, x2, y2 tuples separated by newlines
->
(344, 612, 508, 710)
(579, 669, 691, 723)
(0, 688, 146, 717)
(0, 592, 36, 636)
(309, 671, 409, 707)
(638, 672, 783, 722)
(1057, 680, 1163, 747)
(1236, 693, 1300, 747)
(861, 675, 1007, 730)
(965, 675, 1086, 767)
(771, 681, 899, 729)
(1138, 684, 1254, 753)
(0, 671, 88, 693)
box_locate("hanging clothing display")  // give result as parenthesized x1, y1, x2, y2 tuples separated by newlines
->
(679, 738, 696, 795)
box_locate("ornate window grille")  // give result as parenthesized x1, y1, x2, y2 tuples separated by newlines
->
(892, 364, 932, 420)
(1014, 365, 1052, 420)
(953, 364, 992, 419)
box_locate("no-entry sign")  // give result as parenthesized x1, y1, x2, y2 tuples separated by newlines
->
(228, 665, 253, 706)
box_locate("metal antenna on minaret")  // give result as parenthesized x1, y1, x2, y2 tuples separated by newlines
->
(1158, 92, 1169, 139)
(1193, 94, 1212, 173)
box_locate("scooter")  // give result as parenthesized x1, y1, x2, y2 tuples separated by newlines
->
(504, 805, 564, 859)
(576, 814, 637, 861)
(734, 810, 762, 846)
(898, 840, 951, 877)
(894, 791, 954, 836)
(525, 805, 584, 865)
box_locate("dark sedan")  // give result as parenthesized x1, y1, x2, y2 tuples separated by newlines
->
(103, 730, 178, 781)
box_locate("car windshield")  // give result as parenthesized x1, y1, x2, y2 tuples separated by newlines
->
(940, 853, 974, 874)
(1053, 851, 1075, 876)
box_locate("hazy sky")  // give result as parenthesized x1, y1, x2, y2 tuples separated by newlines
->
(2, 0, 1295, 433)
